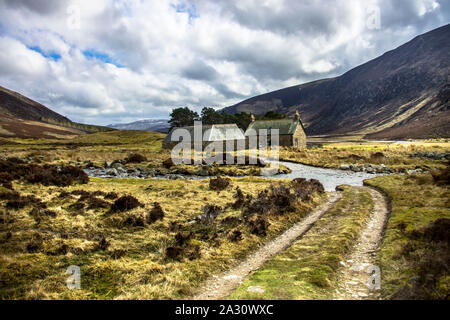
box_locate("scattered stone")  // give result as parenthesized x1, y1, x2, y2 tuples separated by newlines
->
(106, 168, 118, 176)
(247, 286, 265, 293)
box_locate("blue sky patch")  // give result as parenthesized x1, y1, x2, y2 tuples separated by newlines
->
(82, 49, 124, 68)
(171, 2, 199, 24)
(28, 45, 62, 61)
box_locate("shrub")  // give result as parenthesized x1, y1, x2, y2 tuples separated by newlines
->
(110, 195, 142, 212)
(165, 244, 201, 261)
(0, 172, 13, 189)
(431, 166, 450, 186)
(227, 229, 243, 242)
(122, 214, 146, 227)
(175, 232, 192, 246)
(26, 233, 43, 253)
(86, 197, 110, 210)
(231, 187, 246, 209)
(291, 178, 325, 201)
(110, 249, 127, 260)
(104, 192, 118, 200)
(6, 195, 45, 210)
(162, 158, 174, 169)
(247, 216, 270, 236)
(96, 237, 110, 251)
(147, 202, 165, 223)
(209, 176, 231, 191)
(26, 165, 89, 186)
(126, 153, 147, 163)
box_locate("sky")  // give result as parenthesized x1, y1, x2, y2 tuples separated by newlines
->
(0, 0, 448, 125)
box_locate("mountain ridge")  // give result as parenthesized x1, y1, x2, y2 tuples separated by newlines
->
(107, 119, 170, 133)
(223, 24, 450, 139)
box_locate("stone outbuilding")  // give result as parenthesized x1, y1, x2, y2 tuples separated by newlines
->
(244, 111, 307, 149)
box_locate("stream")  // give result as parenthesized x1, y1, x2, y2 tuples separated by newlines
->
(85, 160, 382, 192)
(269, 161, 382, 191)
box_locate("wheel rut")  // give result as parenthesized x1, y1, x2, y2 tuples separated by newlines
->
(192, 192, 342, 300)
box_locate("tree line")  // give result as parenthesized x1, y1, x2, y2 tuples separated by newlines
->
(169, 107, 287, 130)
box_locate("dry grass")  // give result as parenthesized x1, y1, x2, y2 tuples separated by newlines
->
(0, 175, 326, 300)
(280, 141, 449, 172)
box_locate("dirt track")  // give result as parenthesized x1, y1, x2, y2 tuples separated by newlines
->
(192, 192, 342, 300)
(192, 186, 390, 300)
(333, 187, 389, 300)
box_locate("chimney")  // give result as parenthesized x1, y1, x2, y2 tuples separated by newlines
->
(294, 110, 300, 122)
(250, 114, 256, 122)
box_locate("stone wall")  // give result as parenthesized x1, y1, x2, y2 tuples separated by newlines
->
(162, 140, 246, 151)
(292, 126, 307, 149)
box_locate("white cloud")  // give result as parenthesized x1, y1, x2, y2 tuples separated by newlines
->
(0, 0, 448, 125)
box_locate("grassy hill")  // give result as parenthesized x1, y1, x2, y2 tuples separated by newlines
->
(0, 86, 114, 139)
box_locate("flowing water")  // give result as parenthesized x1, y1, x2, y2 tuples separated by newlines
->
(85, 161, 383, 192)
(268, 161, 382, 192)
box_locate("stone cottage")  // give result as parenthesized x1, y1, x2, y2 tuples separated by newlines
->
(244, 111, 307, 149)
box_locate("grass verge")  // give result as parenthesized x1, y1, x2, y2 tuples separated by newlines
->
(364, 174, 449, 299)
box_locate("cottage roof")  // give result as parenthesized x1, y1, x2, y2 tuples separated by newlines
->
(164, 124, 245, 143)
(245, 118, 304, 136)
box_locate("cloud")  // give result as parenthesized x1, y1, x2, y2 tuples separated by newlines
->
(0, 0, 448, 125)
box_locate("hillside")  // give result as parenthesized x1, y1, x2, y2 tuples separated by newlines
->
(223, 24, 450, 139)
(0, 86, 113, 139)
(108, 119, 170, 133)
(0, 86, 69, 122)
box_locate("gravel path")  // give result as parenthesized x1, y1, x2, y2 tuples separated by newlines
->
(334, 187, 389, 300)
(192, 192, 342, 300)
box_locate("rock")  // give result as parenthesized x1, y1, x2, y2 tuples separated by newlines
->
(358, 292, 368, 297)
(112, 162, 123, 169)
(104, 161, 112, 168)
(196, 166, 210, 176)
(106, 168, 118, 176)
(340, 165, 350, 170)
(258, 158, 268, 166)
(247, 286, 265, 293)
(223, 275, 242, 281)
(83, 160, 94, 168)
